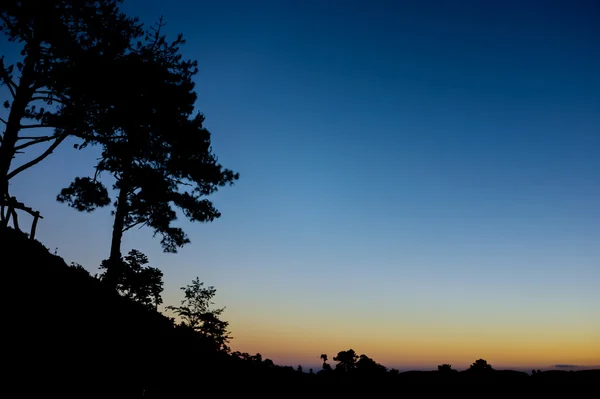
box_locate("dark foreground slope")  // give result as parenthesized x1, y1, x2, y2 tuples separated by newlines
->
(2, 227, 598, 397)
(1, 227, 289, 397)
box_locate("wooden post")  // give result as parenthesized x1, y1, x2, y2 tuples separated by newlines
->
(31, 211, 40, 240)
(0, 204, 8, 229)
(10, 207, 19, 231)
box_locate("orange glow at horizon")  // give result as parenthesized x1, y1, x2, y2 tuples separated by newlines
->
(228, 319, 600, 370)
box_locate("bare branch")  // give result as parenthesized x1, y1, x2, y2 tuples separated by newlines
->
(169, 177, 192, 187)
(0, 117, 7, 125)
(122, 219, 148, 233)
(17, 135, 53, 140)
(30, 96, 68, 105)
(19, 123, 49, 130)
(32, 90, 59, 96)
(7, 134, 67, 180)
(89, 135, 130, 145)
(15, 133, 65, 151)
(93, 165, 103, 181)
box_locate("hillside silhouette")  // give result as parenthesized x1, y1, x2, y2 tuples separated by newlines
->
(2, 226, 301, 397)
(3, 226, 598, 397)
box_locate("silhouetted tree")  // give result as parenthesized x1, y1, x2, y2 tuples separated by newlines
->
(356, 354, 387, 373)
(250, 353, 262, 364)
(232, 351, 249, 361)
(166, 277, 231, 351)
(438, 364, 457, 373)
(333, 349, 358, 372)
(0, 0, 140, 217)
(320, 353, 332, 371)
(468, 358, 494, 372)
(56, 18, 238, 287)
(198, 311, 231, 353)
(99, 249, 163, 309)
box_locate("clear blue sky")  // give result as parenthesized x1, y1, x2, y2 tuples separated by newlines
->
(3, 0, 599, 370)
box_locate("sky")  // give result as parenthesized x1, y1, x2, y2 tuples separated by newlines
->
(2, 0, 599, 371)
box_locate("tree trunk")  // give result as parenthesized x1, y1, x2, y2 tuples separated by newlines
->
(104, 176, 131, 289)
(0, 55, 36, 208)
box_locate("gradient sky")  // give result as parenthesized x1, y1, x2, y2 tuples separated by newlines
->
(3, 0, 599, 371)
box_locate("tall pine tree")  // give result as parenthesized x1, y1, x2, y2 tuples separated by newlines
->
(57, 19, 239, 287)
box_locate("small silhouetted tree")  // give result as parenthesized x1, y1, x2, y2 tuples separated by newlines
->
(57, 19, 238, 288)
(320, 353, 332, 371)
(468, 358, 494, 372)
(438, 364, 457, 373)
(333, 349, 358, 372)
(99, 249, 163, 309)
(297, 365, 303, 373)
(0, 0, 140, 214)
(166, 277, 231, 351)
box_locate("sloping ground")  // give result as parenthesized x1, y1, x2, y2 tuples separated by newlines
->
(2, 227, 231, 397)
(0, 227, 324, 397)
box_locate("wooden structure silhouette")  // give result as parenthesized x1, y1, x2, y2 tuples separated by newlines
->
(0, 196, 43, 240)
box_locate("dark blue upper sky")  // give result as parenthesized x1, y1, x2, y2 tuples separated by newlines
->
(4, 0, 599, 368)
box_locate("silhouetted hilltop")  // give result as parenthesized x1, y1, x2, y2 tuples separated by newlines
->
(2, 227, 248, 397)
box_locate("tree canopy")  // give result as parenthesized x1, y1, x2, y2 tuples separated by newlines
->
(99, 249, 164, 309)
(333, 349, 359, 372)
(167, 277, 231, 352)
(438, 364, 457, 373)
(56, 18, 239, 286)
(468, 358, 494, 372)
(0, 0, 141, 215)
